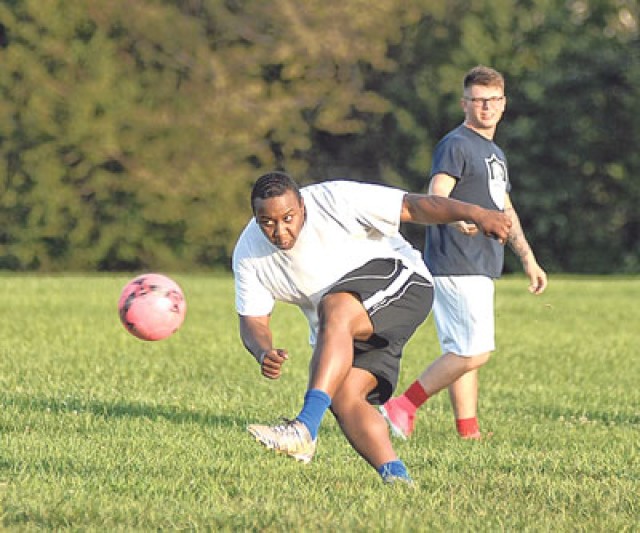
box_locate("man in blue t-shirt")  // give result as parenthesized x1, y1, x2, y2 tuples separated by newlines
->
(381, 65, 548, 440)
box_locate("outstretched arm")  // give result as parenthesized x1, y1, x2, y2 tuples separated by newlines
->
(428, 172, 480, 236)
(239, 314, 288, 379)
(504, 195, 548, 295)
(400, 193, 512, 244)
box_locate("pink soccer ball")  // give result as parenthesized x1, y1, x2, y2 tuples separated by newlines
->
(118, 273, 187, 341)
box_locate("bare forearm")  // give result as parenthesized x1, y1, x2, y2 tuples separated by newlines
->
(401, 193, 511, 243)
(239, 315, 273, 363)
(402, 194, 484, 225)
(239, 314, 289, 378)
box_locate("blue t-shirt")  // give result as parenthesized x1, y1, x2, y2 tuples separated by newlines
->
(424, 124, 511, 278)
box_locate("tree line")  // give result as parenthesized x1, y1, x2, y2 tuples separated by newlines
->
(0, 0, 638, 273)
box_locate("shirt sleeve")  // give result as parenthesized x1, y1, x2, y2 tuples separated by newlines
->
(328, 181, 405, 237)
(430, 136, 466, 180)
(232, 237, 275, 317)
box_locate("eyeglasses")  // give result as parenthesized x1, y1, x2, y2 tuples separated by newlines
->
(463, 96, 505, 107)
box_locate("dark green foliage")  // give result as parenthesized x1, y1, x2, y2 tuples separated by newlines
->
(0, 0, 637, 272)
(504, 6, 640, 273)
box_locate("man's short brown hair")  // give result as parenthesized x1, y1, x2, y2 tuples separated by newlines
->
(463, 65, 505, 91)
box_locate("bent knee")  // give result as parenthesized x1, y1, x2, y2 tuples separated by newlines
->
(331, 370, 377, 417)
(455, 351, 491, 370)
(473, 352, 490, 368)
(329, 394, 357, 420)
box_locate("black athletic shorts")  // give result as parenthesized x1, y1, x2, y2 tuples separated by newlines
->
(325, 258, 433, 404)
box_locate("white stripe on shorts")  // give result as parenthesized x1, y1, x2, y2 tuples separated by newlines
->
(362, 264, 413, 313)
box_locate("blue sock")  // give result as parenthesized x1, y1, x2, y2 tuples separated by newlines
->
(295, 389, 331, 440)
(377, 460, 411, 482)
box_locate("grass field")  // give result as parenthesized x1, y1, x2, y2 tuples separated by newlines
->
(0, 273, 638, 530)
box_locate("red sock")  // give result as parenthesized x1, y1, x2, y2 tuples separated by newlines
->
(396, 380, 429, 413)
(456, 417, 480, 437)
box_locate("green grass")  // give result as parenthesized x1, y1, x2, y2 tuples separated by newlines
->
(0, 274, 638, 530)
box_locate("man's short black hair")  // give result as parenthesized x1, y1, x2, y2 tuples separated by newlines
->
(251, 171, 302, 213)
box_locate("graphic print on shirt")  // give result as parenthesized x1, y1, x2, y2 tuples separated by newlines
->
(485, 153, 508, 209)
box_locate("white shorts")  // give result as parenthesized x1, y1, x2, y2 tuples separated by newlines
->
(432, 275, 495, 357)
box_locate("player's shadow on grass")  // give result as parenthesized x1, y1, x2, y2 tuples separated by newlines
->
(2, 393, 249, 428)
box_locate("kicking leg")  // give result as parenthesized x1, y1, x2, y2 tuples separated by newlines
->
(247, 291, 373, 461)
(308, 292, 373, 395)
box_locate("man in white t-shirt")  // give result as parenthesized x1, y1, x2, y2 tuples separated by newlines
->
(233, 171, 511, 484)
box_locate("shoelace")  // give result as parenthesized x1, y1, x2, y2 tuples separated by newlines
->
(272, 418, 302, 436)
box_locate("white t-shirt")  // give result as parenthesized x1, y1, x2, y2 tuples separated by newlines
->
(232, 180, 432, 344)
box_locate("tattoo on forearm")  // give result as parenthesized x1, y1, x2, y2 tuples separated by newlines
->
(505, 208, 532, 260)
